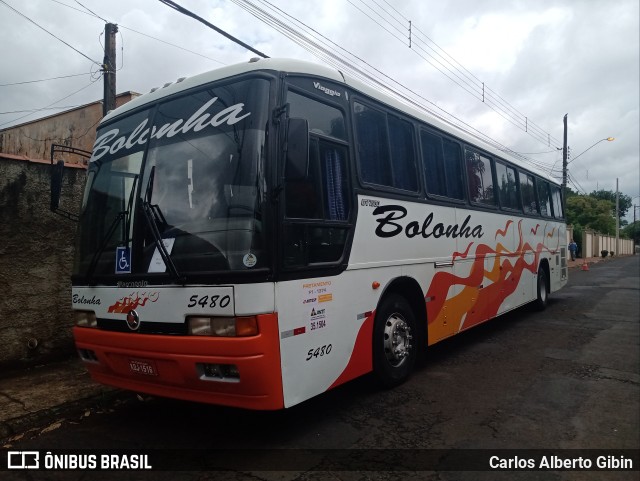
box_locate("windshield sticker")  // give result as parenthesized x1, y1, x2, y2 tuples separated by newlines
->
(148, 238, 176, 273)
(116, 246, 131, 274)
(242, 253, 257, 268)
(91, 98, 252, 162)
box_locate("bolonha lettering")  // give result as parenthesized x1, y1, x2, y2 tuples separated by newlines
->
(373, 205, 484, 240)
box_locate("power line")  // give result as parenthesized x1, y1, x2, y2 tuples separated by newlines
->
(119, 25, 226, 65)
(0, 0, 101, 66)
(0, 72, 88, 87)
(357, 0, 561, 148)
(567, 172, 587, 195)
(48, 0, 101, 18)
(47, 0, 226, 65)
(0, 106, 82, 114)
(231, 0, 557, 176)
(157, 0, 269, 58)
(0, 75, 102, 128)
(74, 0, 107, 22)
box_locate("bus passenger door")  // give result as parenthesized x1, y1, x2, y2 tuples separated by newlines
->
(276, 82, 355, 406)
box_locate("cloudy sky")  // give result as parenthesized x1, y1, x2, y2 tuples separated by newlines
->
(1, 0, 638, 219)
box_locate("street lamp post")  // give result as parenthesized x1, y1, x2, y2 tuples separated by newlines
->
(567, 137, 615, 166)
(563, 135, 616, 256)
(563, 135, 615, 201)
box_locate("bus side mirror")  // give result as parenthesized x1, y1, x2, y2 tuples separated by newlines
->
(285, 118, 309, 181)
(50, 160, 65, 212)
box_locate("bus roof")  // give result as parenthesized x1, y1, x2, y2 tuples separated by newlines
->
(102, 57, 558, 185)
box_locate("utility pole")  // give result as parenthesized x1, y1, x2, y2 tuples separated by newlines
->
(562, 114, 568, 212)
(616, 178, 619, 255)
(102, 23, 118, 117)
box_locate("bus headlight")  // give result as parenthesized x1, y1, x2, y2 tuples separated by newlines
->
(74, 311, 97, 328)
(187, 316, 259, 337)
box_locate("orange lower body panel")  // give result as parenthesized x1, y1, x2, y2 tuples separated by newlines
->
(73, 313, 284, 410)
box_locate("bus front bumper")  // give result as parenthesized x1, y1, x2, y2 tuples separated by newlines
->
(72, 313, 284, 410)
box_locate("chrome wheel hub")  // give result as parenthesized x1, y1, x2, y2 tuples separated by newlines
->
(383, 314, 413, 367)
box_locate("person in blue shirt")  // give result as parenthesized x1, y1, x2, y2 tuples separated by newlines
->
(568, 239, 578, 261)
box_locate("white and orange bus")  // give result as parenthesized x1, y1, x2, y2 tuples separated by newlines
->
(55, 58, 567, 409)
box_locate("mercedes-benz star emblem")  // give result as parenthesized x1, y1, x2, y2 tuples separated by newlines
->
(126, 310, 140, 331)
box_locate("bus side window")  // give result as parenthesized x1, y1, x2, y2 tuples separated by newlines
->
(442, 139, 465, 200)
(495, 161, 520, 210)
(420, 130, 464, 200)
(537, 179, 553, 217)
(354, 102, 392, 186)
(354, 102, 418, 192)
(466, 149, 496, 206)
(520, 172, 538, 214)
(551, 185, 564, 218)
(388, 115, 417, 192)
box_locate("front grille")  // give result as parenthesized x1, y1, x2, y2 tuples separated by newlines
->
(97, 318, 187, 335)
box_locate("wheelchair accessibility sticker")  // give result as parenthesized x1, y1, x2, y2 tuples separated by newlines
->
(116, 246, 131, 274)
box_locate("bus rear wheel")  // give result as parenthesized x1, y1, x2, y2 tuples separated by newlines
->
(534, 267, 549, 311)
(372, 294, 417, 388)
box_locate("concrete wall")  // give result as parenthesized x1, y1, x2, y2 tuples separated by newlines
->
(567, 225, 634, 258)
(0, 158, 86, 368)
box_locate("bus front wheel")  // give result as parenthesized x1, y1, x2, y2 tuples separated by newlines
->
(372, 294, 418, 388)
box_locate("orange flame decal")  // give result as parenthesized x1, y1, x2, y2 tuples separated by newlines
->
(426, 219, 561, 341)
(108, 292, 159, 313)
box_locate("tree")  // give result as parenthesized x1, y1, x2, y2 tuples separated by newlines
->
(622, 221, 640, 245)
(566, 195, 616, 235)
(589, 189, 632, 224)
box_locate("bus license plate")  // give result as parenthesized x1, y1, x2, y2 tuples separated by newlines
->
(129, 359, 158, 376)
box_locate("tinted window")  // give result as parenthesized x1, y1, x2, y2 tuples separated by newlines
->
(520, 173, 538, 214)
(388, 115, 417, 191)
(495, 161, 519, 210)
(466, 150, 495, 205)
(421, 131, 446, 196)
(283, 89, 351, 270)
(551, 185, 563, 218)
(354, 102, 417, 191)
(354, 102, 391, 186)
(537, 180, 552, 217)
(288, 91, 346, 140)
(442, 139, 465, 200)
(420, 131, 464, 200)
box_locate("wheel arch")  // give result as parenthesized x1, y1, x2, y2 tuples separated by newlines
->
(379, 276, 428, 350)
(538, 257, 550, 293)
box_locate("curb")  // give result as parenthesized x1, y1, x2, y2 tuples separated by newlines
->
(1, 389, 134, 445)
(0, 359, 135, 445)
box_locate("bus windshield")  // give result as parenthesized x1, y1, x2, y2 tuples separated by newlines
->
(73, 77, 270, 280)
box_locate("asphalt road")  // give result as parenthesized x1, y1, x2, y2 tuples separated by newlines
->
(3, 256, 639, 481)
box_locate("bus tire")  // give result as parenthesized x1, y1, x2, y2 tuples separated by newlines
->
(372, 294, 417, 388)
(534, 267, 549, 311)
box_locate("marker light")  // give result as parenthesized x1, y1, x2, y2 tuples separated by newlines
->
(187, 316, 259, 337)
(74, 311, 97, 328)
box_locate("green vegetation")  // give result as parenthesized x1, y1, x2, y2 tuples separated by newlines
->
(565, 188, 638, 250)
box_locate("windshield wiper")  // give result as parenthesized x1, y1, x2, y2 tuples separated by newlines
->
(85, 211, 126, 282)
(85, 174, 139, 282)
(141, 166, 185, 284)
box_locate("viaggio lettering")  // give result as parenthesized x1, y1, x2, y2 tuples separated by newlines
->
(373, 205, 484, 239)
(91, 98, 251, 162)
